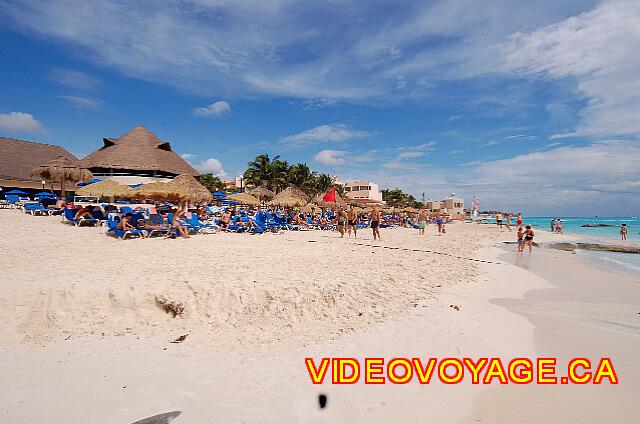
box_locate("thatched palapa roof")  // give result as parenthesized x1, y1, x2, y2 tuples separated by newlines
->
(227, 192, 261, 205)
(248, 186, 275, 200)
(269, 196, 307, 207)
(76, 179, 133, 198)
(132, 174, 212, 203)
(0, 137, 78, 182)
(79, 126, 199, 176)
(31, 156, 93, 183)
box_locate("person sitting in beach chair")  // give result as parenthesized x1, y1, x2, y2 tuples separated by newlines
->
(74, 205, 94, 220)
(117, 213, 135, 231)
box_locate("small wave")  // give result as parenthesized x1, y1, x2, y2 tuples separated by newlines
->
(596, 255, 640, 272)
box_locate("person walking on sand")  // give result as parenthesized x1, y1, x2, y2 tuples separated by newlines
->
(171, 209, 190, 238)
(435, 211, 444, 235)
(347, 205, 358, 238)
(517, 226, 525, 253)
(517, 213, 523, 227)
(496, 212, 503, 228)
(371, 205, 381, 241)
(620, 223, 628, 241)
(550, 218, 556, 232)
(524, 225, 535, 253)
(418, 209, 427, 235)
(556, 218, 563, 234)
(335, 207, 347, 238)
(505, 212, 512, 231)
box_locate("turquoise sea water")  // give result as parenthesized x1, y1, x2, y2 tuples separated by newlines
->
(522, 216, 639, 241)
(524, 216, 640, 277)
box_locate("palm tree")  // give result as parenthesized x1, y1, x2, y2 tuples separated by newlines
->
(287, 163, 317, 194)
(244, 154, 276, 188)
(268, 158, 290, 193)
(199, 173, 225, 192)
(315, 173, 334, 195)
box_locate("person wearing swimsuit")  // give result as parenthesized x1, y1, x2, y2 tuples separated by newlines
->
(524, 225, 534, 253)
(370, 205, 381, 241)
(347, 205, 358, 238)
(336, 207, 347, 238)
(418, 210, 427, 235)
(435, 211, 444, 235)
(517, 226, 525, 252)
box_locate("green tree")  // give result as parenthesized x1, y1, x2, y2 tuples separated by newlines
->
(315, 173, 334, 195)
(200, 174, 225, 192)
(244, 153, 276, 188)
(382, 188, 418, 207)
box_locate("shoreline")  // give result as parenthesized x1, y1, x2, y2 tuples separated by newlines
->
(471, 240, 639, 423)
(0, 211, 637, 422)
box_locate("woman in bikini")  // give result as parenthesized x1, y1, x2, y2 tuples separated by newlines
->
(524, 225, 534, 253)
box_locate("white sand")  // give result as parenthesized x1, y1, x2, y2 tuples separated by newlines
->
(0, 210, 636, 423)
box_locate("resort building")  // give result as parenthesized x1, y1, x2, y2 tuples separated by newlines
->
(0, 136, 78, 193)
(78, 126, 199, 185)
(342, 180, 383, 203)
(425, 195, 465, 218)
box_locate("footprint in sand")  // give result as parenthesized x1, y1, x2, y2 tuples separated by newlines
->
(364, 401, 386, 412)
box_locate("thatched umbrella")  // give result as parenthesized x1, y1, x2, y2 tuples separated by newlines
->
(31, 156, 93, 198)
(312, 193, 348, 209)
(248, 186, 275, 201)
(274, 187, 309, 202)
(269, 196, 307, 207)
(227, 192, 261, 206)
(132, 175, 212, 204)
(76, 179, 133, 198)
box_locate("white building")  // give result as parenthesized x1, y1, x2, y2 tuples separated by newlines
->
(342, 180, 383, 202)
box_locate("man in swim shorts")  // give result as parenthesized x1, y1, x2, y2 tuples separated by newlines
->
(370, 205, 381, 241)
(347, 205, 358, 238)
(435, 211, 444, 235)
(418, 209, 427, 235)
(336, 207, 347, 238)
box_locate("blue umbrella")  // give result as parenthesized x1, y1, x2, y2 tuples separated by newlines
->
(5, 189, 28, 195)
(77, 178, 103, 187)
(128, 183, 143, 188)
(212, 191, 226, 197)
(34, 191, 55, 197)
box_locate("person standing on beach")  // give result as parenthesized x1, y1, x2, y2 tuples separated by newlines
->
(505, 213, 512, 231)
(517, 213, 523, 227)
(496, 212, 503, 228)
(517, 226, 525, 253)
(524, 225, 534, 253)
(336, 207, 347, 238)
(435, 211, 444, 235)
(550, 218, 556, 232)
(418, 209, 427, 235)
(371, 205, 381, 241)
(556, 219, 563, 234)
(347, 205, 358, 238)
(620, 224, 628, 241)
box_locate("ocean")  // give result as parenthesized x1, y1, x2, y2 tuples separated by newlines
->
(524, 216, 640, 277)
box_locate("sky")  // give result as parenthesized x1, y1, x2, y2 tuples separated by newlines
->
(0, 0, 639, 216)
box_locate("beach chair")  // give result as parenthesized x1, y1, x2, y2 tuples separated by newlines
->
(22, 202, 51, 216)
(227, 216, 248, 233)
(62, 208, 99, 226)
(5, 194, 21, 208)
(143, 214, 171, 237)
(106, 218, 146, 239)
(184, 214, 219, 234)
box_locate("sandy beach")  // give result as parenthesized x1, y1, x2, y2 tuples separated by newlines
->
(1, 209, 638, 423)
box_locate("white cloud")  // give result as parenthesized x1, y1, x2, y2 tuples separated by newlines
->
(448, 115, 464, 121)
(502, 0, 640, 138)
(57, 95, 101, 109)
(282, 124, 370, 145)
(0, 112, 43, 133)
(193, 101, 231, 117)
(314, 150, 349, 166)
(181, 153, 226, 176)
(0, 0, 592, 101)
(49, 68, 100, 90)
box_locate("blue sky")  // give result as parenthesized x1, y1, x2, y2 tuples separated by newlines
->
(1, 0, 639, 215)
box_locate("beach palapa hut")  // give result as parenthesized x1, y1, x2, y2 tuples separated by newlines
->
(75, 179, 133, 199)
(227, 192, 261, 206)
(31, 156, 93, 198)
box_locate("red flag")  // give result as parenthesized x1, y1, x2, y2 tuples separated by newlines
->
(322, 187, 337, 203)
